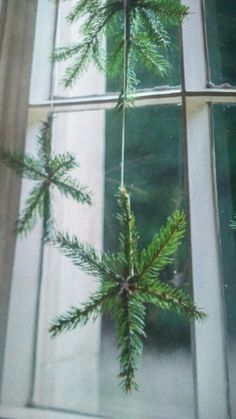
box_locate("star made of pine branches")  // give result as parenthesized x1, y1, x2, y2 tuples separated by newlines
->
(53, 0, 188, 104)
(50, 187, 206, 392)
(0, 113, 92, 241)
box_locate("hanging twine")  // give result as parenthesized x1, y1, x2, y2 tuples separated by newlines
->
(50, 54, 55, 113)
(121, 0, 128, 188)
(50, 5, 60, 113)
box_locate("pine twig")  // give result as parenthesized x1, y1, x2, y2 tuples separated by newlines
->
(0, 113, 93, 240)
(50, 187, 207, 392)
(53, 0, 189, 102)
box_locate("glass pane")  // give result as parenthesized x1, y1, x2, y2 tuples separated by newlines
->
(55, 1, 105, 98)
(213, 104, 236, 416)
(107, 25, 181, 92)
(32, 110, 105, 414)
(54, 1, 181, 98)
(31, 107, 194, 418)
(100, 105, 194, 418)
(205, 0, 236, 86)
(29, 0, 57, 103)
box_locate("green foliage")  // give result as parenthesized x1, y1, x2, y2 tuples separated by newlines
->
(0, 113, 92, 241)
(138, 210, 187, 280)
(53, 0, 188, 103)
(50, 187, 206, 392)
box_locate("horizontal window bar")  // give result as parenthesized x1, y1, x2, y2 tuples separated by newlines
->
(28, 88, 182, 112)
(28, 88, 236, 113)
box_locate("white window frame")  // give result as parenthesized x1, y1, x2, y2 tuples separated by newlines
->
(0, 0, 235, 418)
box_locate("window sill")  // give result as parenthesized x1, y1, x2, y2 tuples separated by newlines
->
(0, 406, 97, 419)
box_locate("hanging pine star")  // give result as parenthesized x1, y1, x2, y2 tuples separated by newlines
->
(50, 187, 206, 392)
(0, 113, 92, 241)
(53, 0, 188, 97)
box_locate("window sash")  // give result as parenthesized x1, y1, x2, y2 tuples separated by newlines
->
(0, 0, 235, 418)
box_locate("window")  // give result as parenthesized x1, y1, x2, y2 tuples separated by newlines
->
(0, 1, 236, 418)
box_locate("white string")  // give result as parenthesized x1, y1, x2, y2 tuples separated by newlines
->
(29, 2, 59, 403)
(50, 4, 60, 114)
(120, 0, 128, 188)
(50, 53, 55, 113)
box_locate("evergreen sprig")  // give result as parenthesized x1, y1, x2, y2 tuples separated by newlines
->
(53, 0, 188, 102)
(0, 113, 92, 240)
(50, 187, 206, 392)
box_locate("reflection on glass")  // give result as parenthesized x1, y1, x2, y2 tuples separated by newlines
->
(213, 104, 236, 416)
(205, 0, 236, 85)
(100, 106, 194, 419)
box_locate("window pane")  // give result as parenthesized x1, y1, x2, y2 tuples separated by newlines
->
(31, 110, 105, 414)
(54, 1, 181, 98)
(29, 0, 57, 103)
(33, 106, 194, 418)
(213, 104, 236, 416)
(55, 1, 105, 98)
(107, 26, 181, 92)
(205, 0, 236, 86)
(101, 105, 194, 418)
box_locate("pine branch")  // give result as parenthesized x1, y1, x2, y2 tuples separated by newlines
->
(50, 188, 206, 393)
(53, 2, 121, 87)
(50, 289, 113, 337)
(138, 9, 170, 47)
(138, 210, 186, 281)
(53, 0, 188, 95)
(116, 294, 146, 392)
(0, 149, 45, 181)
(53, 176, 92, 206)
(52, 232, 120, 283)
(67, 0, 101, 23)
(0, 114, 92, 237)
(138, 281, 207, 321)
(15, 183, 46, 235)
(37, 113, 53, 166)
(50, 153, 78, 177)
(138, 0, 189, 23)
(133, 34, 170, 76)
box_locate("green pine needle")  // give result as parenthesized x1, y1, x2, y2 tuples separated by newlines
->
(138, 210, 186, 281)
(0, 113, 92, 240)
(15, 183, 46, 235)
(53, 0, 188, 103)
(50, 289, 115, 337)
(50, 187, 207, 392)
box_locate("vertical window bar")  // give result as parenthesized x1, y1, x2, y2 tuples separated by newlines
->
(181, 1, 229, 418)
